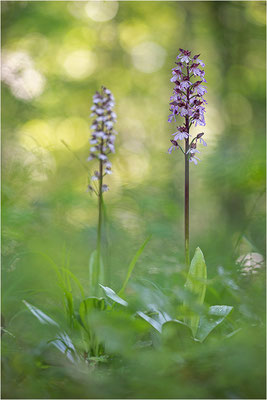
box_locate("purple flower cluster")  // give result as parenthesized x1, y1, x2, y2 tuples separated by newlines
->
(87, 86, 117, 193)
(168, 49, 207, 165)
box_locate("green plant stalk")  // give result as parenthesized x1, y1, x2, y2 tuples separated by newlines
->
(184, 136, 190, 269)
(96, 138, 104, 290)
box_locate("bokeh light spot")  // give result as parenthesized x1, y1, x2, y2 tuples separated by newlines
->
(131, 41, 166, 73)
(19, 119, 55, 150)
(246, 2, 266, 26)
(225, 93, 252, 125)
(55, 117, 89, 150)
(63, 50, 97, 80)
(119, 21, 150, 50)
(85, 1, 119, 22)
(2, 51, 45, 100)
(64, 27, 96, 48)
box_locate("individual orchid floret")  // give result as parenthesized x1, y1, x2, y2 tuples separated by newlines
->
(168, 139, 179, 154)
(172, 125, 189, 141)
(177, 48, 191, 64)
(186, 143, 201, 165)
(189, 155, 201, 165)
(196, 132, 207, 147)
(87, 86, 117, 193)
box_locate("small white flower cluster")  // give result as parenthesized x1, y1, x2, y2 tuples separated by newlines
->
(87, 86, 117, 193)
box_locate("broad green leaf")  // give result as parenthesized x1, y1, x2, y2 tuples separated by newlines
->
(118, 235, 151, 296)
(79, 297, 106, 329)
(141, 304, 172, 326)
(136, 311, 162, 333)
(184, 247, 207, 337)
(130, 280, 168, 311)
(23, 300, 59, 327)
(89, 250, 104, 295)
(196, 305, 233, 342)
(152, 308, 172, 326)
(162, 320, 193, 348)
(99, 284, 128, 307)
(137, 308, 185, 335)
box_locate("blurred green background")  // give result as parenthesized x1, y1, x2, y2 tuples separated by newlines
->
(2, 1, 266, 398)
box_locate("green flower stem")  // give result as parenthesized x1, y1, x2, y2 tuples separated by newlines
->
(184, 135, 190, 269)
(96, 139, 104, 289)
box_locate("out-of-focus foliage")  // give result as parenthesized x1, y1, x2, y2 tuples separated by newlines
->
(2, 1, 266, 399)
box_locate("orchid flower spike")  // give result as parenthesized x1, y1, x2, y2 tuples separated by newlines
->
(168, 49, 207, 164)
(87, 86, 117, 192)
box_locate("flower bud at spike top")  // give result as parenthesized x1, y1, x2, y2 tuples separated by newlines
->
(87, 86, 117, 192)
(168, 49, 207, 165)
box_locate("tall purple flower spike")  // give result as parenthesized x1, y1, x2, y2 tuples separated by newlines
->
(168, 49, 207, 165)
(87, 86, 117, 192)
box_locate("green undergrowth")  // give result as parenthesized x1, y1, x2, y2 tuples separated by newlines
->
(2, 242, 265, 399)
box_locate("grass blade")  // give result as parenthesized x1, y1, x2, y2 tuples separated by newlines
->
(118, 235, 151, 296)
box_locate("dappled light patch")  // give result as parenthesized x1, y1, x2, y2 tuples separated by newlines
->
(2, 51, 45, 100)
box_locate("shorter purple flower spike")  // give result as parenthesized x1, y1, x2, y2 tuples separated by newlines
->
(87, 86, 117, 192)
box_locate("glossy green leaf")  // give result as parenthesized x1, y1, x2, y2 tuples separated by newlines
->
(137, 309, 186, 335)
(118, 235, 151, 296)
(49, 331, 79, 363)
(23, 300, 59, 327)
(162, 320, 193, 348)
(99, 284, 128, 307)
(196, 305, 233, 342)
(184, 247, 207, 337)
(136, 311, 162, 333)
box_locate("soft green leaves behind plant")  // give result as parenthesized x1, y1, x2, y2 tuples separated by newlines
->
(89, 250, 104, 295)
(196, 305, 233, 342)
(184, 247, 207, 337)
(90, 309, 150, 355)
(137, 306, 185, 334)
(79, 297, 106, 331)
(99, 284, 128, 307)
(23, 300, 78, 363)
(51, 331, 79, 363)
(161, 320, 193, 351)
(136, 311, 162, 333)
(64, 291, 74, 326)
(118, 236, 151, 296)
